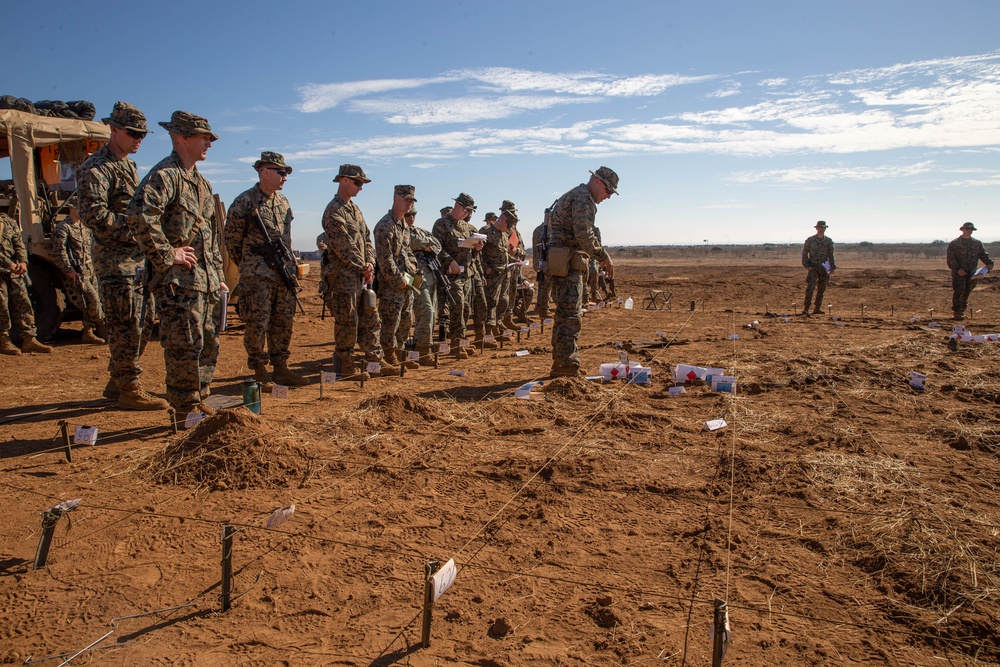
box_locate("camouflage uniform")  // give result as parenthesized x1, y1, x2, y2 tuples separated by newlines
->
(128, 143, 224, 411)
(225, 183, 297, 369)
(547, 183, 610, 373)
(584, 226, 603, 304)
(407, 225, 441, 350)
(503, 225, 527, 324)
(947, 228, 994, 318)
(0, 213, 38, 339)
(433, 210, 479, 342)
(51, 218, 104, 333)
(373, 204, 417, 360)
(532, 220, 551, 316)
(802, 230, 836, 313)
(480, 220, 509, 335)
(321, 194, 382, 360)
(78, 142, 155, 387)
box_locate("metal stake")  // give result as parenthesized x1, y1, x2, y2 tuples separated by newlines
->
(358, 362, 365, 390)
(221, 525, 235, 612)
(59, 420, 72, 463)
(168, 409, 178, 434)
(712, 599, 729, 667)
(421, 560, 441, 648)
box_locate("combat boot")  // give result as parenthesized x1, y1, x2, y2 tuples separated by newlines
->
(273, 361, 309, 386)
(476, 336, 499, 350)
(336, 352, 368, 381)
(102, 378, 120, 399)
(252, 365, 275, 393)
(118, 379, 169, 411)
(21, 337, 53, 353)
(398, 350, 420, 370)
(0, 334, 21, 356)
(502, 315, 518, 331)
(450, 338, 469, 360)
(371, 356, 400, 376)
(417, 345, 436, 367)
(81, 326, 106, 345)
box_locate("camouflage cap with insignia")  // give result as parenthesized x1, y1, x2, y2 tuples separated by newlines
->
(253, 151, 292, 174)
(103, 101, 150, 134)
(452, 192, 476, 211)
(589, 166, 619, 195)
(334, 164, 371, 183)
(158, 110, 219, 140)
(394, 184, 417, 201)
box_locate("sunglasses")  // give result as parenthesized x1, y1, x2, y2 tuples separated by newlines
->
(267, 168, 289, 177)
(350, 178, 365, 187)
(125, 129, 147, 140)
(404, 213, 416, 218)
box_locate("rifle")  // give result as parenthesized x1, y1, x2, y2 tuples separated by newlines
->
(64, 235, 93, 311)
(416, 250, 456, 307)
(249, 209, 305, 315)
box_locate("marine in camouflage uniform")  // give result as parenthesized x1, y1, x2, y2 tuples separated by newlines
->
(801, 221, 836, 315)
(584, 225, 604, 304)
(225, 151, 307, 390)
(503, 210, 528, 326)
(532, 216, 552, 318)
(321, 164, 397, 378)
(480, 210, 510, 338)
(374, 185, 419, 368)
(464, 208, 491, 349)
(78, 101, 162, 407)
(405, 208, 442, 363)
(0, 213, 52, 355)
(128, 110, 225, 414)
(433, 193, 482, 359)
(545, 167, 618, 376)
(52, 215, 104, 343)
(947, 222, 994, 320)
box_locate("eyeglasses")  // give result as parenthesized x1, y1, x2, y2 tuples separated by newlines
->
(126, 129, 147, 140)
(267, 168, 289, 177)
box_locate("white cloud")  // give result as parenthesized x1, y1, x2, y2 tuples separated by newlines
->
(298, 76, 456, 112)
(707, 82, 741, 99)
(349, 95, 600, 125)
(731, 161, 935, 184)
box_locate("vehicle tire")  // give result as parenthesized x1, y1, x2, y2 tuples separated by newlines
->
(26, 260, 64, 342)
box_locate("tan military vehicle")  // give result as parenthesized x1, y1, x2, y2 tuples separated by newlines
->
(0, 109, 109, 340)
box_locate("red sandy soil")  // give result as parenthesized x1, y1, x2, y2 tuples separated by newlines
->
(1, 248, 998, 666)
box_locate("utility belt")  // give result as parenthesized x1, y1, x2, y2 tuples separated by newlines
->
(542, 246, 589, 277)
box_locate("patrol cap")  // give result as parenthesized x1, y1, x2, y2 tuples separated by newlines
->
(589, 166, 619, 195)
(815, 220, 828, 228)
(960, 222, 977, 231)
(334, 164, 371, 183)
(394, 184, 417, 201)
(253, 151, 292, 174)
(484, 212, 497, 222)
(452, 192, 476, 211)
(103, 101, 150, 134)
(158, 110, 218, 140)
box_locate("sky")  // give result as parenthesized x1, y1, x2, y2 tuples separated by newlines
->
(5, 0, 1000, 248)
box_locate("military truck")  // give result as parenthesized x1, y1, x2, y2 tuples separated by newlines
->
(0, 108, 110, 340)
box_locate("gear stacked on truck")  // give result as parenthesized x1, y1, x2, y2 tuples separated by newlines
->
(0, 96, 96, 120)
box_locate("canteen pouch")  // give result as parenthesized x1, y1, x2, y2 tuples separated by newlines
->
(570, 251, 589, 272)
(545, 246, 571, 277)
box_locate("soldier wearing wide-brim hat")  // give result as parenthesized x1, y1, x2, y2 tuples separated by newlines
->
(433, 192, 484, 358)
(158, 110, 219, 141)
(801, 221, 836, 315)
(103, 101, 151, 135)
(333, 164, 371, 184)
(253, 151, 293, 174)
(947, 222, 994, 320)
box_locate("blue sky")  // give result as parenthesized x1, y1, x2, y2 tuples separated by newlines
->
(6, 0, 1000, 247)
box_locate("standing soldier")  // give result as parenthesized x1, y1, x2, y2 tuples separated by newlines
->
(463, 207, 492, 350)
(0, 213, 53, 355)
(224, 152, 307, 391)
(947, 222, 994, 321)
(52, 210, 105, 344)
(801, 221, 836, 316)
(502, 201, 527, 328)
(128, 110, 226, 416)
(481, 209, 512, 340)
(78, 101, 164, 408)
(532, 210, 552, 319)
(321, 164, 397, 379)
(433, 193, 483, 359)
(405, 206, 443, 365)
(545, 167, 617, 377)
(374, 185, 420, 370)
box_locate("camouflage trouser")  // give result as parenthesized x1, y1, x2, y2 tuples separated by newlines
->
(239, 274, 297, 368)
(536, 271, 552, 313)
(470, 274, 487, 338)
(484, 269, 507, 332)
(377, 282, 410, 358)
(549, 269, 584, 371)
(155, 285, 220, 409)
(327, 283, 382, 358)
(412, 270, 438, 349)
(396, 286, 415, 350)
(585, 259, 600, 303)
(804, 268, 830, 311)
(76, 275, 104, 329)
(952, 272, 976, 315)
(446, 275, 472, 341)
(99, 276, 153, 387)
(514, 284, 536, 321)
(0, 272, 36, 338)
(502, 268, 519, 321)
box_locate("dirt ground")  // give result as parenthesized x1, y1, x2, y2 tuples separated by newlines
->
(1, 248, 998, 666)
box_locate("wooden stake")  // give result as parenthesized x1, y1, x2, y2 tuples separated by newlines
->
(168, 409, 178, 434)
(712, 599, 729, 667)
(33, 508, 61, 569)
(221, 525, 236, 612)
(421, 560, 441, 648)
(58, 419, 72, 463)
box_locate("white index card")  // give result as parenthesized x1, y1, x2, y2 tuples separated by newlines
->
(272, 384, 289, 398)
(185, 412, 205, 429)
(73, 425, 98, 446)
(432, 558, 457, 602)
(321, 371, 337, 385)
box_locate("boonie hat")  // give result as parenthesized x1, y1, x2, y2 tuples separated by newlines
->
(815, 220, 829, 228)
(394, 184, 417, 201)
(485, 212, 497, 222)
(960, 222, 977, 231)
(253, 151, 292, 174)
(589, 166, 619, 195)
(500, 208, 519, 224)
(334, 164, 371, 183)
(158, 110, 219, 140)
(500, 199, 516, 212)
(103, 101, 150, 134)
(452, 192, 476, 211)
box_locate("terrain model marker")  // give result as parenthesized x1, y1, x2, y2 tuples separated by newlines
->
(421, 558, 457, 648)
(221, 525, 236, 612)
(34, 498, 80, 569)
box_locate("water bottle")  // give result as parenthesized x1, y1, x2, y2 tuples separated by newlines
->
(242, 379, 261, 414)
(624, 297, 634, 310)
